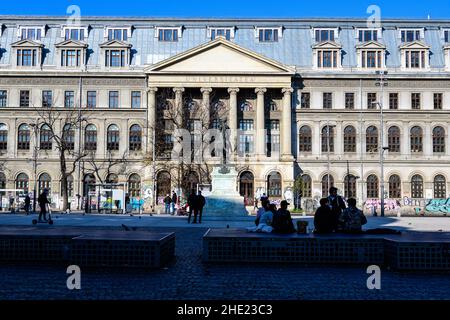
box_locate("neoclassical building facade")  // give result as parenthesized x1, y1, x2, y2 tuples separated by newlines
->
(0, 16, 450, 209)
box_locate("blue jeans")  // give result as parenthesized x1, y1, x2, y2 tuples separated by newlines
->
(172, 203, 176, 214)
(165, 204, 170, 215)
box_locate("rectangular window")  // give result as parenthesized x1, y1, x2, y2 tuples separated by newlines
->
(359, 29, 378, 42)
(65, 28, 85, 41)
(367, 93, 377, 109)
(64, 91, 75, 108)
(42, 90, 53, 108)
(323, 92, 333, 109)
(238, 134, 254, 155)
(87, 91, 97, 108)
(315, 29, 335, 42)
(401, 29, 421, 42)
(61, 49, 81, 67)
(259, 29, 279, 42)
(105, 50, 126, 67)
(445, 30, 449, 43)
(109, 91, 119, 109)
(20, 28, 42, 41)
(0, 91, 7, 107)
(411, 93, 421, 110)
(345, 93, 355, 110)
(301, 92, 310, 109)
(211, 28, 232, 40)
(239, 120, 254, 131)
(20, 90, 30, 107)
(389, 93, 399, 110)
(107, 28, 128, 41)
(158, 29, 179, 42)
(17, 49, 37, 67)
(131, 91, 141, 109)
(434, 93, 443, 110)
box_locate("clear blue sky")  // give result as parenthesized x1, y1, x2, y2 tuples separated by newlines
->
(1, 0, 450, 19)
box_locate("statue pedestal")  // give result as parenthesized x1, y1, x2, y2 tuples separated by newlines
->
(204, 166, 249, 219)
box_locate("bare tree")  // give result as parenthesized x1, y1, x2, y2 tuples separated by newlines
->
(83, 150, 128, 185)
(33, 106, 88, 211)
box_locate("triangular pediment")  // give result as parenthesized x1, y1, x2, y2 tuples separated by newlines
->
(11, 39, 43, 48)
(99, 40, 132, 48)
(55, 40, 88, 48)
(399, 41, 430, 50)
(443, 44, 450, 50)
(356, 41, 386, 49)
(146, 37, 294, 74)
(312, 41, 342, 49)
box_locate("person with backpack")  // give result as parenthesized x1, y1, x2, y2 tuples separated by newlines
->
(339, 198, 367, 234)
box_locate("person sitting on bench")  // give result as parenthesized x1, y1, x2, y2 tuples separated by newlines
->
(314, 198, 336, 234)
(272, 200, 296, 234)
(339, 198, 367, 234)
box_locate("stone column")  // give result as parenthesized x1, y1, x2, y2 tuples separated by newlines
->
(147, 87, 158, 157)
(282, 88, 294, 160)
(228, 88, 239, 157)
(173, 87, 185, 130)
(201, 88, 213, 128)
(255, 88, 267, 157)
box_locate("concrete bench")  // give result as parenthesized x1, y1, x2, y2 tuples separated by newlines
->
(203, 229, 450, 271)
(0, 227, 175, 269)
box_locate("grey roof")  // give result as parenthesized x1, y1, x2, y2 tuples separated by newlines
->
(1, 16, 450, 70)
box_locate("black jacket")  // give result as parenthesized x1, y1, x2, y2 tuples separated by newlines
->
(197, 195, 206, 209)
(272, 209, 296, 234)
(314, 206, 336, 234)
(187, 194, 197, 209)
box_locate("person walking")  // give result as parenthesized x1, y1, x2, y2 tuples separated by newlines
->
(38, 189, 50, 222)
(328, 187, 347, 232)
(187, 191, 198, 224)
(24, 194, 31, 215)
(163, 194, 172, 215)
(171, 191, 178, 215)
(196, 191, 206, 224)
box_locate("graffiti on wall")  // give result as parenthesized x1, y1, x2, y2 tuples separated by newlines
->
(364, 199, 401, 211)
(425, 198, 450, 214)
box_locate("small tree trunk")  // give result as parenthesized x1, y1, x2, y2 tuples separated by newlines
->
(60, 153, 69, 211)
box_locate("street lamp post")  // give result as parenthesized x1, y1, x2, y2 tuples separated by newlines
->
(375, 71, 388, 217)
(29, 121, 39, 214)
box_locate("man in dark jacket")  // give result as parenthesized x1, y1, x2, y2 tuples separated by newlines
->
(314, 198, 335, 234)
(196, 191, 206, 224)
(272, 200, 296, 234)
(24, 194, 31, 215)
(171, 191, 178, 215)
(38, 189, 50, 222)
(328, 187, 347, 232)
(187, 191, 198, 224)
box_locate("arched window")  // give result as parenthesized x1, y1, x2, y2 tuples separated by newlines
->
(107, 124, 120, 151)
(321, 126, 334, 152)
(40, 124, 52, 150)
(129, 125, 142, 151)
(267, 171, 282, 197)
(83, 174, 96, 196)
(61, 175, 74, 197)
(433, 126, 446, 154)
(410, 126, 423, 153)
(366, 126, 378, 153)
(301, 174, 312, 198)
(85, 124, 97, 151)
(367, 175, 379, 199)
(239, 171, 254, 201)
(106, 174, 119, 184)
(63, 124, 75, 150)
(0, 124, 8, 151)
(411, 175, 424, 199)
(18, 124, 31, 150)
(38, 173, 51, 195)
(266, 100, 278, 112)
(187, 100, 198, 112)
(321, 174, 334, 198)
(157, 171, 171, 200)
(389, 175, 402, 199)
(128, 174, 141, 198)
(240, 101, 253, 112)
(299, 126, 312, 153)
(388, 126, 401, 153)
(344, 126, 357, 153)
(16, 173, 29, 193)
(434, 175, 446, 199)
(344, 175, 357, 198)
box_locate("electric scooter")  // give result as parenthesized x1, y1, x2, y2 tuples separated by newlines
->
(32, 207, 54, 225)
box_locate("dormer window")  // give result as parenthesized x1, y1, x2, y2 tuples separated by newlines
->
(400, 41, 430, 70)
(62, 26, 88, 41)
(314, 29, 337, 42)
(11, 39, 43, 68)
(100, 40, 132, 69)
(157, 27, 181, 42)
(105, 27, 132, 41)
(400, 29, 424, 42)
(443, 29, 450, 43)
(313, 42, 342, 69)
(56, 40, 88, 69)
(357, 29, 380, 42)
(208, 27, 234, 40)
(18, 26, 45, 41)
(256, 27, 282, 42)
(357, 42, 386, 69)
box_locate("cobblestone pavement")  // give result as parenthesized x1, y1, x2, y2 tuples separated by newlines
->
(0, 227, 449, 301)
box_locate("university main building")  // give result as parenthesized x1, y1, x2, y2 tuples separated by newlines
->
(0, 16, 449, 210)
